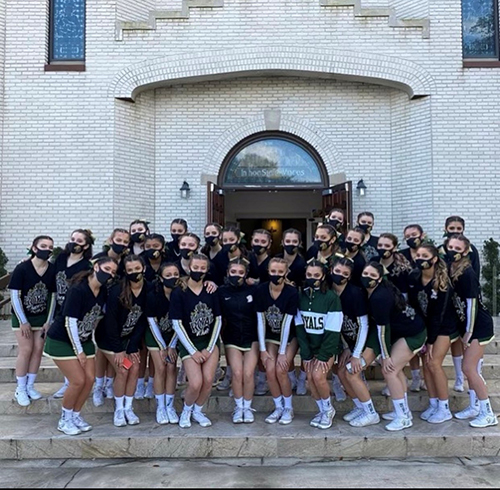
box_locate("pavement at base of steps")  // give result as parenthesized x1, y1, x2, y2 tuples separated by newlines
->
(1, 457, 500, 488)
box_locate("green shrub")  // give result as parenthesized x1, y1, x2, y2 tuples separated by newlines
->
(482, 238, 500, 316)
(0, 246, 8, 277)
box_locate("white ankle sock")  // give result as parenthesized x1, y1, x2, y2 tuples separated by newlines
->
(234, 397, 243, 408)
(273, 396, 283, 409)
(361, 399, 376, 415)
(114, 396, 124, 410)
(452, 356, 463, 380)
(62, 407, 73, 421)
(438, 399, 449, 412)
(165, 394, 174, 406)
(155, 394, 165, 409)
(16, 375, 27, 390)
(124, 396, 134, 409)
(27, 373, 37, 387)
(194, 404, 204, 413)
(243, 398, 252, 409)
(353, 398, 362, 409)
(95, 377, 104, 389)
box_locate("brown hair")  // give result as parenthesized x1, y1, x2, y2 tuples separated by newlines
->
(448, 234, 472, 283)
(417, 244, 450, 293)
(378, 233, 412, 272)
(119, 255, 146, 309)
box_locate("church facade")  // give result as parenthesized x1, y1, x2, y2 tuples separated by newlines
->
(0, 0, 499, 262)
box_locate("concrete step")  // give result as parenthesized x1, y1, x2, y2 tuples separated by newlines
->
(0, 413, 498, 460)
(2, 381, 500, 416)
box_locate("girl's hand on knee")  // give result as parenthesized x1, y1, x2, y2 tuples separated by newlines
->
(303, 359, 313, 374)
(350, 356, 362, 374)
(77, 352, 87, 368)
(381, 357, 395, 374)
(260, 351, 273, 368)
(338, 349, 351, 368)
(277, 354, 289, 372)
(20, 323, 32, 340)
(129, 352, 140, 364)
(167, 347, 178, 364)
(314, 360, 329, 375)
(192, 351, 205, 364)
(114, 351, 125, 368)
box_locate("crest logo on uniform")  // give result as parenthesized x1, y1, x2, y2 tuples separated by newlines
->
(122, 304, 143, 337)
(25, 282, 49, 314)
(190, 303, 213, 337)
(78, 304, 103, 341)
(265, 305, 283, 334)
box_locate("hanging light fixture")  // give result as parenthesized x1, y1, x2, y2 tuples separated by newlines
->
(180, 181, 191, 199)
(356, 179, 367, 197)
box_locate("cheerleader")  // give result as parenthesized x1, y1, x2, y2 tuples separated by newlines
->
(256, 258, 299, 425)
(211, 226, 246, 286)
(9, 235, 56, 406)
(447, 235, 497, 428)
(95, 255, 148, 427)
(401, 224, 426, 267)
(327, 208, 347, 246)
(312, 224, 339, 269)
(142, 233, 166, 283)
(201, 223, 223, 285)
(176, 233, 202, 277)
(331, 258, 375, 427)
(296, 260, 343, 429)
(408, 244, 458, 424)
(43, 257, 118, 435)
(170, 254, 222, 428)
(165, 218, 188, 263)
(276, 228, 306, 288)
(340, 228, 367, 288)
(146, 262, 181, 425)
(219, 258, 259, 423)
(52, 229, 94, 399)
(357, 212, 379, 262)
(248, 229, 272, 285)
(129, 219, 150, 256)
(361, 262, 427, 431)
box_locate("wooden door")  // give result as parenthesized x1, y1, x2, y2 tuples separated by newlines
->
(207, 182, 225, 225)
(322, 181, 353, 228)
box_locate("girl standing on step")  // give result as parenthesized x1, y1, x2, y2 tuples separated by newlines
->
(256, 258, 299, 425)
(339, 228, 367, 288)
(43, 257, 118, 435)
(407, 244, 458, 424)
(95, 255, 148, 428)
(327, 208, 347, 246)
(129, 219, 150, 257)
(276, 228, 306, 288)
(219, 258, 259, 423)
(296, 260, 343, 430)
(9, 235, 57, 407)
(248, 229, 272, 285)
(165, 218, 188, 263)
(146, 262, 181, 425)
(447, 235, 497, 428)
(142, 233, 166, 283)
(171, 253, 222, 428)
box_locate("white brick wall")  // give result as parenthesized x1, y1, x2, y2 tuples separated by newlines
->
(0, 0, 498, 265)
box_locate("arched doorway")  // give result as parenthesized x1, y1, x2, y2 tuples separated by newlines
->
(207, 131, 352, 253)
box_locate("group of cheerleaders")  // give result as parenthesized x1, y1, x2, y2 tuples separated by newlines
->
(7, 210, 498, 436)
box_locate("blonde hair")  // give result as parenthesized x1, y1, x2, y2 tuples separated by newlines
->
(448, 234, 472, 283)
(417, 244, 450, 293)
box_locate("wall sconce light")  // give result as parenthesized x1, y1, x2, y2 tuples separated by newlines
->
(180, 181, 191, 199)
(356, 179, 367, 197)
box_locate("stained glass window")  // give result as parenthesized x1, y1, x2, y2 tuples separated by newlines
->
(50, 0, 86, 61)
(462, 0, 498, 58)
(222, 136, 325, 187)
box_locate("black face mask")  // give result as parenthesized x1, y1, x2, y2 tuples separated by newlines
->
(328, 218, 342, 230)
(344, 241, 359, 253)
(447, 249, 464, 263)
(269, 274, 284, 285)
(415, 258, 433, 270)
(35, 249, 52, 261)
(222, 243, 238, 255)
(95, 268, 112, 286)
(227, 275, 244, 287)
(331, 273, 348, 286)
(180, 248, 194, 260)
(406, 237, 421, 250)
(377, 248, 393, 260)
(126, 272, 144, 283)
(171, 233, 182, 244)
(162, 277, 178, 289)
(111, 242, 127, 255)
(305, 277, 321, 290)
(361, 276, 378, 289)
(143, 249, 161, 260)
(283, 244, 298, 255)
(67, 242, 83, 254)
(131, 232, 146, 244)
(252, 245, 267, 256)
(205, 236, 219, 247)
(314, 239, 330, 252)
(189, 270, 206, 283)
(358, 223, 372, 234)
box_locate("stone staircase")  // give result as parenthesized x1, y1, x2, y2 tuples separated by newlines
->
(0, 319, 498, 460)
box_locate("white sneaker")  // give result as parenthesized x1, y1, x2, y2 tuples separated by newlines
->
(454, 405, 480, 420)
(179, 409, 192, 428)
(53, 383, 68, 399)
(124, 408, 140, 425)
(57, 417, 82, 436)
(409, 378, 421, 392)
(166, 406, 179, 424)
(296, 377, 307, 396)
(104, 384, 114, 399)
(310, 412, 323, 428)
(385, 416, 413, 431)
(453, 378, 465, 392)
(27, 386, 42, 400)
(243, 407, 256, 423)
(349, 411, 380, 427)
(145, 383, 154, 399)
(92, 386, 104, 407)
(381, 385, 390, 397)
(217, 375, 231, 391)
(113, 409, 127, 427)
(469, 412, 499, 428)
(332, 378, 346, 402)
(156, 407, 169, 425)
(318, 408, 335, 429)
(265, 407, 283, 424)
(232, 407, 244, 424)
(420, 405, 437, 421)
(343, 407, 364, 422)
(134, 382, 145, 400)
(279, 407, 294, 425)
(14, 388, 30, 407)
(192, 411, 212, 427)
(255, 379, 269, 396)
(428, 409, 453, 424)
(73, 414, 92, 432)
(383, 410, 413, 421)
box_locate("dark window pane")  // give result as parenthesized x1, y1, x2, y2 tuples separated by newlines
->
(51, 0, 85, 61)
(462, 0, 498, 58)
(224, 138, 323, 186)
